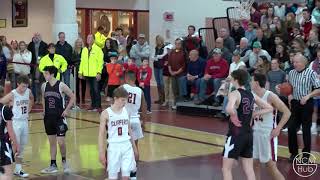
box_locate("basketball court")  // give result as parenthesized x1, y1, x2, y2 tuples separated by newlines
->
(13, 96, 320, 180)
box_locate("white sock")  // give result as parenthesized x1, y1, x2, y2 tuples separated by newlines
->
(312, 122, 317, 128)
(15, 164, 22, 172)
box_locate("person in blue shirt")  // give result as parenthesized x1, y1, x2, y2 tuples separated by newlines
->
(180, 49, 206, 102)
(0, 45, 7, 87)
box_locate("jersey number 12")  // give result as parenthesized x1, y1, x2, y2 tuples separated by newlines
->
(21, 106, 27, 114)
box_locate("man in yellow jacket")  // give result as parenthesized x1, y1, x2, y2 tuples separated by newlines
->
(94, 26, 107, 49)
(79, 34, 104, 112)
(39, 43, 68, 81)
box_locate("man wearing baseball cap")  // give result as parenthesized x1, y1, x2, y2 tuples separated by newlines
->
(129, 34, 151, 66)
(195, 48, 229, 106)
(248, 41, 271, 68)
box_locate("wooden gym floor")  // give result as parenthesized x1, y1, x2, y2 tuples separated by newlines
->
(1, 84, 318, 180)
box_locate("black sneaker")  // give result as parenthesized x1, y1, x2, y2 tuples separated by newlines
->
(289, 154, 298, 163)
(130, 171, 137, 180)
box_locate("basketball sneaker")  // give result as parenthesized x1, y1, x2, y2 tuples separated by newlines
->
(41, 165, 58, 174)
(63, 161, 71, 173)
(14, 169, 29, 178)
(130, 171, 137, 180)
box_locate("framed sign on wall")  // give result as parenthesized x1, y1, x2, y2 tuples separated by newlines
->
(12, 0, 28, 27)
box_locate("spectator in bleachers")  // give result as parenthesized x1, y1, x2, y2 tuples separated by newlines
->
(185, 25, 201, 53)
(237, 38, 252, 67)
(291, 37, 312, 60)
(123, 57, 138, 74)
(248, 41, 271, 70)
(219, 28, 235, 52)
(11, 40, 18, 53)
(181, 50, 206, 102)
(289, 23, 303, 41)
(153, 35, 166, 104)
(7, 40, 16, 89)
(71, 38, 86, 105)
(100, 38, 118, 95)
(300, 8, 313, 41)
(0, 36, 13, 89)
(284, 50, 296, 73)
(306, 28, 320, 60)
(275, 43, 289, 64)
(168, 38, 187, 109)
(106, 52, 123, 101)
(94, 26, 107, 49)
(251, 28, 274, 55)
(260, 7, 275, 27)
(126, 27, 136, 55)
(130, 34, 150, 66)
(55, 32, 73, 88)
(295, 3, 307, 24)
(138, 58, 152, 113)
(267, 59, 286, 95)
(274, 17, 289, 42)
(27, 32, 48, 104)
(79, 34, 104, 112)
(230, 21, 245, 45)
(274, 3, 286, 20)
(161, 44, 174, 108)
(311, 0, 320, 26)
(39, 43, 68, 81)
(195, 48, 229, 106)
(117, 47, 129, 64)
(250, 2, 262, 27)
(261, 23, 274, 42)
(245, 22, 257, 46)
(115, 27, 127, 49)
(110, 32, 120, 48)
(254, 55, 271, 75)
(0, 42, 7, 87)
(13, 41, 31, 79)
(285, 12, 296, 34)
(212, 37, 232, 64)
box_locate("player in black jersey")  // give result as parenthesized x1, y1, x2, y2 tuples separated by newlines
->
(0, 86, 19, 179)
(40, 66, 75, 174)
(222, 69, 273, 180)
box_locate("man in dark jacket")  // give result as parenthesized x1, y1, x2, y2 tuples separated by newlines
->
(27, 32, 48, 104)
(55, 32, 73, 87)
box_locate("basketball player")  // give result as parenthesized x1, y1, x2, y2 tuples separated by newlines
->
(222, 69, 273, 180)
(0, 75, 33, 177)
(98, 86, 138, 180)
(251, 73, 291, 180)
(0, 86, 19, 180)
(40, 66, 75, 174)
(123, 70, 148, 179)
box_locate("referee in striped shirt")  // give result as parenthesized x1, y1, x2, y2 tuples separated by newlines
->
(287, 54, 320, 162)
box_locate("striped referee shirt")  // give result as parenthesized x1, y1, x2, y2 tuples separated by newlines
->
(288, 68, 320, 100)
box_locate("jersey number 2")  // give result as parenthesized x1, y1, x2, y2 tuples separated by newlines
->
(21, 106, 27, 114)
(118, 127, 122, 136)
(128, 93, 136, 104)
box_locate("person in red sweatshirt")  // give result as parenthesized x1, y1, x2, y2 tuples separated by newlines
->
(301, 8, 313, 42)
(195, 48, 229, 106)
(138, 58, 152, 113)
(106, 52, 123, 101)
(123, 57, 138, 73)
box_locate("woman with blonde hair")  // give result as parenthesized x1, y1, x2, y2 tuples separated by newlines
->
(72, 38, 86, 104)
(12, 41, 32, 85)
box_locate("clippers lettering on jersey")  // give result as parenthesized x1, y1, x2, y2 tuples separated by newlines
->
(111, 119, 129, 127)
(44, 92, 61, 99)
(16, 100, 29, 106)
(242, 97, 254, 115)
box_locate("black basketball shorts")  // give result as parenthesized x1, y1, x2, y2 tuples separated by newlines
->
(0, 139, 14, 166)
(222, 133, 253, 160)
(44, 115, 68, 136)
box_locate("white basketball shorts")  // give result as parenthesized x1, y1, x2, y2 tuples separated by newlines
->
(130, 117, 144, 141)
(13, 120, 29, 158)
(253, 129, 278, 163)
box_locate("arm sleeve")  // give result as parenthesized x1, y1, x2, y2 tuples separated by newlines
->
(23, 51, 32, 64)
(97, 48, 104, 74)
(311, 71, 320, 89)
(60, 56, 68, 73)
(157, 48, 168, 59)
(199, 60, 206, 78)
(38, 58, 45, 72)
(78, 50, 84, 74)
(1, 105, 13, 122)
(145, 68, 152, 84)
(139, 45, 151, 58)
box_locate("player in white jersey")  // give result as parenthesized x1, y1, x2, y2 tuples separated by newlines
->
(0, 75, 33, 178)
(251, 73, 291, 180)
(98, 86, 138, 180)
(123, 70, 148, 179)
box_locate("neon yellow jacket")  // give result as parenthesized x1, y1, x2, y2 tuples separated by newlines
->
(94, 31, 107, 49)
(39, 54, 68, 80)
(79, 44, 104, 77)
